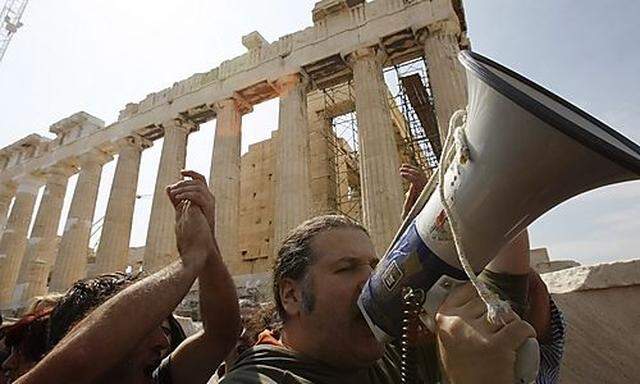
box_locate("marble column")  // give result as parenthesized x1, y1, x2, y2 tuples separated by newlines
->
(94, 135, 151, 275)
(0, 175, 44, 309)
(0, 184, 16, 232)
(49, 151, 111, 293)
(419, 20, 468, 141)
(143, 119, 196, 273)
(308, 110, 337, 216)
(210, 99, 246, 267)
(15, 164, 73, 306)
(21, 259, 48, 307)
(273, 74, 312, 247)
(348, 47, 404, 255)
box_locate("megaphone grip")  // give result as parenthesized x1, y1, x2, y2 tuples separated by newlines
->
(515, 337, 540, 384)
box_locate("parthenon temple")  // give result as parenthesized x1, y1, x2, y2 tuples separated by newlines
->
(2, 2, 640, 382)
(0, 0, 469, 312)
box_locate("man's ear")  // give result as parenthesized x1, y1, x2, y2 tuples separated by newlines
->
(279, 277, 303, 319)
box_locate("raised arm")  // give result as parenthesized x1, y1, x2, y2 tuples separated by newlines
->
(484, 231, 565, 383)
(17, 202, 213, 384)
(165, 170, 241, 383)
(486, 231, 553, 340)
(400, 163, 428, 219)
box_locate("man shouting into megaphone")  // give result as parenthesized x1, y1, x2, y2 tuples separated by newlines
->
(220, 164, 565, 384)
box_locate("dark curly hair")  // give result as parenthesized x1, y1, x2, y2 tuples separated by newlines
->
(1, 308, 53, 362)
(47, 271, 143, 350)
(272, 215, 368, 321)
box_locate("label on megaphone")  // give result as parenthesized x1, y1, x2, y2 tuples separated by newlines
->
(358, 220, 467, 341)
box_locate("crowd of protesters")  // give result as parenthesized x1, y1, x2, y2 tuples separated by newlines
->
(0, 166, 565, 383)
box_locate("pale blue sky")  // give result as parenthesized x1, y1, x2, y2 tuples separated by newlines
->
(0, 1, 638, 265)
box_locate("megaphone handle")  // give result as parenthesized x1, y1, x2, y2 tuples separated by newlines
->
(515, 337, 540, 384)
(423, 276, 540, 384)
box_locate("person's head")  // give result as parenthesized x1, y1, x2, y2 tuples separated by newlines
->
(273, 215, 384, 369)
(47, 272, 141, 349)
(47, 272, 171, 383)
(24, 293, 64, 316)
(1, 309, 52, 382)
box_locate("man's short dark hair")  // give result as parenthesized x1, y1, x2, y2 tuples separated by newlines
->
(272, 215, 369, 321)
(47, 272, 142, 350)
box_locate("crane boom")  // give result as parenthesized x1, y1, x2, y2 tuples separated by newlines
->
(0, 0, 29, 64)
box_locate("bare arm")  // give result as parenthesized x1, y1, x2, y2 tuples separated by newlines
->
(486, 230, 552, 341)
(400, 164, 428, 219)
(17, 245, 208, 383)
(18, 191, 215, 384)
(166, 170, 241, 383)
(486, 230, 531, 275)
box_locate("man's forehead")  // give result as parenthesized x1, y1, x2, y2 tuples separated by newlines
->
(309, 227, 377, 264)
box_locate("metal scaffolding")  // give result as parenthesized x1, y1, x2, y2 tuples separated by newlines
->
(314, 55, 440, 222)
(319, 81, 363, 222)
(384, 57, 440, 170)
(0, 0, 29, 64)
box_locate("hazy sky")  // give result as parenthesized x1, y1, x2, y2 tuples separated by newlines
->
(0, 1, 638, 266)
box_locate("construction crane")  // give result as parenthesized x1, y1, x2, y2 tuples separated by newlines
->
(0, 0, 29, 64)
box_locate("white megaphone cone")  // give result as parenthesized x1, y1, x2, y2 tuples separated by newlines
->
(358, 50, 640, 383)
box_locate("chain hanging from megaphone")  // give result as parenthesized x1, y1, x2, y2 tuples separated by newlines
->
(399, 286, 423, 384)
(436, 109, 512, 326)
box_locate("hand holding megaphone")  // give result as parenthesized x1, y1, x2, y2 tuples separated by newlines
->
(358, 50, 640, 384)
(435, 283, 538, 384)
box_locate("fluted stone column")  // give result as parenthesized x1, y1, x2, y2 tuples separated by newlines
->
(21, 259, 48, 307)
(15, 165, 73, 306)
(273, 74, 312, 247)
(419, 20, 468, 141)
(143, 119, 196, 273)
(50, 151, 111, 292)
(210, 99, 246, 267)
(0, 175, 44, 309)
(0, 184, 16, 232)
(309, 110, 337, 216)
(94, 136, 151, 275)
(348, 47, 404, 255)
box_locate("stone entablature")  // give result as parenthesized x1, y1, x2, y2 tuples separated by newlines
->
(0, 0, 464, 186)
(0, 134, 50, 172)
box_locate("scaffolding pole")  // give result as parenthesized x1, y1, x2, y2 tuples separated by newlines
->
(384, 57, 440, 171)
(319, 80, 363, 222)
(0, 0, 29, 64)
(317, 56, 439, 222)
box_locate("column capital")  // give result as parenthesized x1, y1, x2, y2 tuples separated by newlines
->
(415, 19, 462, 44)
(343, 46, 385, 66)
(213, 95, 252, 116)
(0, 182, 17, 197)
(117, 134, 153, 152)
(45, 162, 77, 185)
(15, 173, 46, 194)
(271, 73, 309, 97)
(162, 118, 199, 135)
(77, 149, 113, 168)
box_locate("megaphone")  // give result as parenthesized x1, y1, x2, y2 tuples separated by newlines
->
(358, 50, 640, 381)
